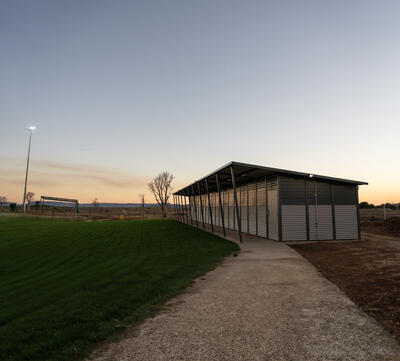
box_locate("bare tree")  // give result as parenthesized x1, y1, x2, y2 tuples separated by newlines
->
(148, 171, 174, 218)
(25, 192, 35, 211)
(92, 198, 99, 215)
(138, 193, 145, 218)
(0, 196, 6, 211)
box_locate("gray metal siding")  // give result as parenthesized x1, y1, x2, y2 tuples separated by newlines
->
(256, 180, 267, 238)
(278, 176, 359, 241)
(240, 186, 248, 233)
(280, 177, 306, 205)
(281, 205, 307, 241)
(308, 205, 333, 240)
(195, 178, 275, 239)
(228, 189, 236, 230)
(268, 189, 279, 240)
(215, 192, 221, 227)
(183, 174, 361, 242)
(335, 205, 358, 239)
(248, 183, 257, 235)
(203, 194, 208, 224)
(306, 181, 331, 205)
(223, 190, 229, 229)
(334, 184, 357, 204)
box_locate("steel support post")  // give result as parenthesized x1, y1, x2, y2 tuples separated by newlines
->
(173, 195, 177, 220)
(176, 195, 180, 221)
(331, 184, 336, 240)
(265, 177, 269, 239)
(278, 175, 282, 241)
(216, 173, 226, 237)
(230, 166, 243, 243)
(180, 194, 186, 223)
(183, 193, 188, 224)
(185, 189, 193, 225)
(182, 194, 189, 224)
(179, 195, 185, 223)
(180, 194, 185, 223)
(205, 179, 214, 233)
(197, 182, 205, 229)
(176, 194, 181, 222)
(178, 194, 183, 222)
(255, 182, 258, 236)
(247, 184, 249, 233)
(355, 185, 361, 240)
(305, 180, 310, 240)
(179, 194, 183, 222)
(313, 179, 319, 240)
(191, 185, 199, 228)
(239, 187, 242, 232)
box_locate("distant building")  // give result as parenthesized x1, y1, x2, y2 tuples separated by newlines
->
(173, 161, 367, 242)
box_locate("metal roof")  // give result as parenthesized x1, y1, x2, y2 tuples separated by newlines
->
(174, 161, 368, 195)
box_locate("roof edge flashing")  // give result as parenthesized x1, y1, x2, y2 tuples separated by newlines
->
(173, 161, 368, 195)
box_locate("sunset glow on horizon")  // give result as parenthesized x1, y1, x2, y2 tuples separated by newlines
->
(1, 154, 397, 205)
(1, 1, 399, 205)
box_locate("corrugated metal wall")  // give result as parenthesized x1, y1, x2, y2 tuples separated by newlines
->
(248, 183, 257, 236)
(280, 177, 305, 241)
(308, 205, 333, 240)
(280, 176, 359, 241)
(256, 180, 267, 238)
(281, 205, 307, 241)
(335, 205, 358, 239)
(185, 176, 279, 240)
(184, 174, 359, 242)
(240, 186, 248, 234)
(267, 188, 278, 240)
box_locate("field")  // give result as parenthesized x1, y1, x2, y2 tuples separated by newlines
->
(0, 216, 238, 361)
(360, 208, 400, 221)
(0, 205, 174, 219)
(290, 232, 400, 342)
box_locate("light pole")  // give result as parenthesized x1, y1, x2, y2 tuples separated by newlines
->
(23, 126, 36, 212)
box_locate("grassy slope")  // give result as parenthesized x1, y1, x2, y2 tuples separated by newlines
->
(0, 217, 238, 361)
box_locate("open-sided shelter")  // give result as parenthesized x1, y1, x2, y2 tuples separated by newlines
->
(173, 161, 367, 242)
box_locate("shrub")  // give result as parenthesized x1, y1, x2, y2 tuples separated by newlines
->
(386, 217, 400, 233)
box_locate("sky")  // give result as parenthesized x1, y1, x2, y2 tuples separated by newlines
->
(1, 0, 399, 204)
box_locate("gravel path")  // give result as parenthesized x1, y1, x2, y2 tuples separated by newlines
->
(88, 237, 400, 361)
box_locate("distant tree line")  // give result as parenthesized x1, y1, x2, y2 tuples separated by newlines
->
(359, 201, 400, 210)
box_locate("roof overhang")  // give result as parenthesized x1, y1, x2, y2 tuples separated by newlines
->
(173, 161, 368, 196)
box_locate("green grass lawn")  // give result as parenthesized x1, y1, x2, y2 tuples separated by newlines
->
(0, 217, 238, 361)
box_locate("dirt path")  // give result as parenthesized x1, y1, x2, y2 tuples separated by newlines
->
(88, 238, 400, 361)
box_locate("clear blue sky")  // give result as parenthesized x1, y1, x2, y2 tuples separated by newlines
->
(1, 0, 399, 203)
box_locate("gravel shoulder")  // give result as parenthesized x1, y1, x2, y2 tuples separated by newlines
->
(88, 237, 400, 361)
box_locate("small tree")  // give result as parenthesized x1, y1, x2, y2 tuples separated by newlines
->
(386, 203, 396, 210)
(359, 201, 370, 209)
(138, 194, 145, 218)
(148, 171, 174, 218)
(359, 201, 376, 209)
(0, 196, 6, 210)
(92, 198, 99, 215)
(25, 192, 35, 211)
